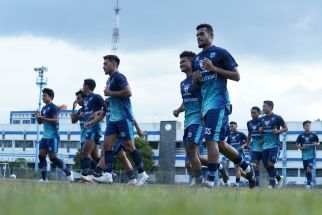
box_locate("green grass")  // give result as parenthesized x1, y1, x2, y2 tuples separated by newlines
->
(0, 180, 321, 215)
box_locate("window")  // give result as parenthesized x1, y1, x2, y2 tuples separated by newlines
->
(286, 168, 298, 177)
(286, 142, 298, 150)
(23, 120, 30, 124)
(149, 141, 159, 150)
(13, 120, 20, 124)
(316, 169, 322, 177)
(15, 140, 34, 148)
(175, 167, 186, 175)
(60, 141, 80, 149)
(1, 140, 13, 149)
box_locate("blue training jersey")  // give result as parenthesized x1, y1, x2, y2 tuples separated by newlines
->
(40, 103, 59, 139)
(107, 71, 134, 122)
(192, 45, 238, 116)
(260, 113, 286, 150)
(83, 93, 105, 130)
(76, 107, 86, 143)
(180, 76, 202, 129)
(296, 132, 319, 160)
(227, 131, 247, 151)
(247, 119, 263, 152)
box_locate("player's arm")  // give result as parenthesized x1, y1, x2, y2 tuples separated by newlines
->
(202, 58, 240, 81)
(84, 110, 106, 129)
(104, 85, 132, 98)
(35, 111, 43, 124)
(71, 113, 85, 124)
(240, 133, 248, 149)
(245, 131, 252, 148)
(273, 118, 288, 134)
(134, 119, 145, 138)
(173, 102, 185, 117)
(192, 71, 201, 86)
(314, 135, 320, 147)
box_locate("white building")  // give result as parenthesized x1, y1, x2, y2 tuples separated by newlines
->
(1, 110, 322, 185)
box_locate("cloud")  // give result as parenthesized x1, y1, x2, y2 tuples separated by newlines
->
(0, 36, 321, 128)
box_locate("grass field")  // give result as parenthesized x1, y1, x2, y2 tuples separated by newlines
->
(0, 180, 322, 215)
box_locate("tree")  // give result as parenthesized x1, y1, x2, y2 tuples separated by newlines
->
(73, 150, 81, 170)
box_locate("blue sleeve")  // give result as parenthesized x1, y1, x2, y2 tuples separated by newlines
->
(97, 95, 105, 110)
(191, 57, 197, 72)
(278, 116, 286, 127)
(296, 135, 301, 144)
(241, 133, 247, 142)
(221, 49, 238, 71)
(247, 122, 251, 132)
(314, 134, 319, 142)
(118, 74, 129, 89)
(50, 105, 59, 117)
(227, 136, 231, 144)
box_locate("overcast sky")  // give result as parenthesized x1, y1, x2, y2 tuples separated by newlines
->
(0, 0, 321, 128)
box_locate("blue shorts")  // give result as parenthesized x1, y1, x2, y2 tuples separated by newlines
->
(113, 139, 124, 154)
(204, 108, 229, 142)
(39, 138, 59, 153)
(183, 124, 204, 145)
(262, 147, 279, 168)
(105, 119, 134, 141)
(85, 128, 102, 145)
(303, 158, 314, 170)
(251, 151, 263, 162)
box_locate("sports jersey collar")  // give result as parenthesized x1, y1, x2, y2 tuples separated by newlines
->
(201, 45, 216, 54)
(110, 70, 120, 78)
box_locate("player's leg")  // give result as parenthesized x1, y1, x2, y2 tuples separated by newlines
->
(117, 148, 136, 185)
(234, 164, 241, 187)
(266, 147, 279, 188)
(47, 138, 73, 180)
(305, 159, 313, 188)
(121, 119, 148, 185)
(218, 141, 255, 187)
(38, 138, 48, 182)
(251, 151, 261, 187)
(203, 109, 223, 187)
(90, 144, 101, 169)
(186, 124, 203, 184)
(80, 137, 97, 177)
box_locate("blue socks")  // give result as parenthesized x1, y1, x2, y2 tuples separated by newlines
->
(130, 150, 144, 174)
(104, 150, 115, 173)
(50, 157, 70, 176)
(306, 172, 312, 185)
(38, 155, 47, 180)
(267, 166, 276, 187)
(255, 169, 260, 186)
(80, 157, 91, 176)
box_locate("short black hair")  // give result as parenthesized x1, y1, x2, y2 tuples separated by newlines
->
(42, 88, 54, 99)
(196, 23, 214, 33)
(179, 51, 196, 59)
(75, 89, 86, 98)
(103, 55, 120, 66)
(251, 106, 261, 113)
(303, 120, 311, 127)
(263, 100, 274, 109)
(84, 79, 96, 91)
(230, 121, 237, 126)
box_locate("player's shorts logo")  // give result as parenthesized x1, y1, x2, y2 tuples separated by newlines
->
(188, 132, 192, 138)
(120, 132, 126, 138)
(205, 127, 211, 135)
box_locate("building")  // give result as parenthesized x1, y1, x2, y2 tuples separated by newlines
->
(1, 110, 322, 185)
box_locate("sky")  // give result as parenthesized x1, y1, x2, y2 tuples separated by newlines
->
(0, 0, 322, 128)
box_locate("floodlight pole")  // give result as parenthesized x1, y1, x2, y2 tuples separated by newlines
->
(34, 66, 48, 172)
